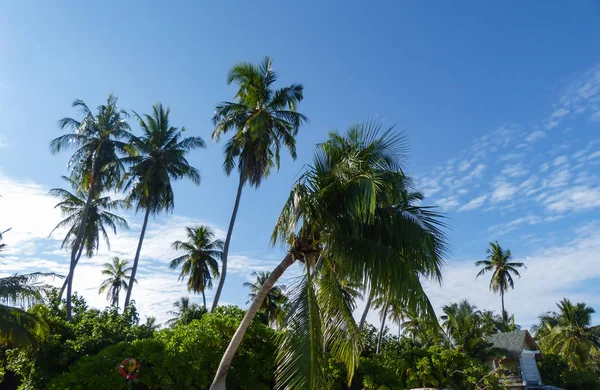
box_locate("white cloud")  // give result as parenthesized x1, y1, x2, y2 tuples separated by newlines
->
(501, 164, 528, 178)
(458, 160, 472, 172)
(525, 130, 546, 142)
(458, 194, 487, 211)
(0, 136, 7, 149)
(457, 189, 468, 195)
(550, 107, 570, 119)
(547, 168, 571, 188)
(491, 181, 518, 203)
(543, 186, 600, 212)
(540, 163, 549, 172)
(553, 155, 568, 166)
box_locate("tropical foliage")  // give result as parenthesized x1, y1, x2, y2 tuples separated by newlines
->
(243, 271, 287, 327)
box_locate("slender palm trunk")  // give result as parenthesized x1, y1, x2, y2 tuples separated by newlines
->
(60, 242, 84, 298)
(202, 290, 207, 310)
(210, 253, 295, 390)
(115, 290, 119, 310)
(501, 286, 505, 323)
(358, 288, 374, 332)
(212, 174, 244, 311)
(376, 292, 390, 354)
(65, 184, 96, 320)
(124, 207, 151, 309)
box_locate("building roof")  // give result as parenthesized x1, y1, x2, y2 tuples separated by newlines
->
(487, 330, 541, 359)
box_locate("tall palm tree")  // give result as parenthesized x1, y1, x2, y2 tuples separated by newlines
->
(50, 94, 132, 320)
(98, 257, 134, 309)
(243, 271, 287, 327)
(475, 241, 525, 320)
(211, 56, 307, 311)
(537, 298, 600, 368)
(169, 226, 222, 309)
(210, 122, 447, 390)
(441, 300, 493, 359)
(122, 103, 205, 308)
(49, 176, 128, 297)
(166, 296, 207, 327)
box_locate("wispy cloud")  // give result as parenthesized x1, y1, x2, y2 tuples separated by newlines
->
(491, 181, 518, 203)
(525, 130, 546, 143)
(458, 194, 488, 211)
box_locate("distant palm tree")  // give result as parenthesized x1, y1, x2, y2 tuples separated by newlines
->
(169, 226, 223, 309)
(399, 306, 441, 347)
(211, 56, 307, 311)
(441, 300, 493, 359)
(166, 296, 207, 327)
(122, 103, 205, 309)
(244, 271, 287, 327)
(49, 176, 128, 297)
(537, 298, 600, 368)
(50, 94, 132, 319)
(475, 241, 525, 320)
(98, 257, 134, 309)
(143, 316, 160, 332)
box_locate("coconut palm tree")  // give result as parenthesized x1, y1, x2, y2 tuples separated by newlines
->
(441, 300, 493, 359)
(50, 94, 132, 319)
(537, 298, 600, 368)
(0, 232, 59, 346)
(211, 56, 307, 311)
(122, 103, 205, 309)
(243, 271, 287, 327)
(166, 296, 207, 327)
(209, 122, 447, 390)
(169, 226, 223, 309)
(49, 176, 128, 297)
(475, 241, 525, 321)
(98, 257, 134, 309)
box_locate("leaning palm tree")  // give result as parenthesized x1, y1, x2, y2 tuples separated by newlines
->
(49, 176, 128, 297)
(244, 271, 288, 328)
(50, 94, 132, 320)
(169, 226, 222, 309)
(98, 257, 134, 309)
(211, 56, 307, 311)
(122, 103, 205, 308)
(475, 241, 525, 321)
(537, 298, 600, 368)
(210, 122, 447, 390)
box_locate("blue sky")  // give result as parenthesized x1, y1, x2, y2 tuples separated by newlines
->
(1, 1, 600, 328)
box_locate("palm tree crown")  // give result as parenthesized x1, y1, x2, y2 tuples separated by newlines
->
(475, 241, 525, 319)
(243, 271, 287, 327)
(170, 226, 223, 309)
(98, 257, 134, 309)
(210, 56, 308, 311)
(122, 103, 205, 309)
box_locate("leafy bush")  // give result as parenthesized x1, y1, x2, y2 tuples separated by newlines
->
(47, 306, 276, 390)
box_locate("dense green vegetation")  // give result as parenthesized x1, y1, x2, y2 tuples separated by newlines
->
(0, 57, 598, 389)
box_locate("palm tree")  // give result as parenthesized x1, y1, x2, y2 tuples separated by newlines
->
(243, 271, 287, 327)
(537, 298, 600, 368)
(210, 122, 447, 390)
(0, 232, 59, 346)
(441, 300, 493, 359)
(475, 241, 525, 320)
(399, 305, 441, 346)
(98, 257, 134, 309)
(50, 94, 132, 319)
(166, 296, 207, 327)
(211, 56, 307, 311)
(122, 103, 205, 309)
(169, 226, 222, 309)
(49, 176, 128, 297)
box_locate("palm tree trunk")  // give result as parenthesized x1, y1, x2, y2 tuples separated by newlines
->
(210, 253, 295, 390)
(358, 288, 374, 332)
(376, 292, 390, 354)
(211, 174, 244, 311)
(59, 242, 84, 298)
(501, 286, 505, 323)
(202, 290, 207, 310)
(65, 185, 96, 320)
(124, 207, 151, 309)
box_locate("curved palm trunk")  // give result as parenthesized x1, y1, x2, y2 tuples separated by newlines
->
(124, 208, 151, 309)
(210, 253, 295, 390)
(376, 294, 389, 354)
(358, 288, 374, 332)
(202, 290, 207, 310)
(59, 242, 84, 298)
(65, 188, 96, 320)
(211, 174, 244, 311)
